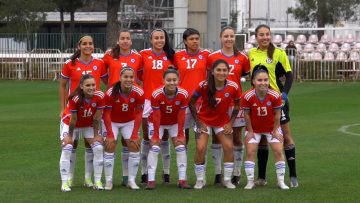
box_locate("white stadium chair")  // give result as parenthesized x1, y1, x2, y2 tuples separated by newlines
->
(328, 43, 339, 52)
(352, 43, 360, 52)
(344, 34, 355, 44)
(248, 35, 257, 45)
(349, 51, 360, 61)
(308, 34, 319, 44)
(295, 43, 302, 52)
(284, 34, 295, 43)
(340, 43, 351, 52)
(320, 34, 331, 44)
(296, 34, 307, 44)
(333, 34, 344, 44)
(303, 43, 315, 53)
(336, 51, 348, 61)
(323, 52, 335, 61)
(316, 43, 327, 53)
(312, 52, 323, 61)
(272, 34, 283, 46)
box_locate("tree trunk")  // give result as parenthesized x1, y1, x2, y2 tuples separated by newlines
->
(316, 0, 326, 38)
(106, 0, 121, 49)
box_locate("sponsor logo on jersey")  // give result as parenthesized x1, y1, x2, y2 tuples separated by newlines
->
(199, 55, 203, 60)
(93, 66, 98, 71)
(267, 101, 272, 106)
(266, 58, 273, 64)
(163, 56, 168, 60)
(225, 93, 230, 98)
(235, 59, 239, 64)
(92, 103, 97, 107)
(130, 98, 135, 103)
(175, 101, 180, 105)
(76, 67, 81, 71)
(131, 58, 135, 63)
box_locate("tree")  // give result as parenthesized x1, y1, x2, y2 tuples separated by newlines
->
(287, 0, 360, 35)
(106, 0, 121, 49)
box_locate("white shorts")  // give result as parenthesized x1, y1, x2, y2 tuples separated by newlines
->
(228, 106, 245, 127)
(245, 128, 283, 144)
(148, 122, 183, 139)
(142, 99, 152, 118)
(184, 107, 195, 129)
(193, 124, 225, 135)
(60, 121, 94, 141)
(101, 120, 135, 140)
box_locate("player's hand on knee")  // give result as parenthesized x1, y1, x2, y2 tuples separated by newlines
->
(62, 135, 73, 146)
(105, 137, 116, 150)
(245, 131, 255, 143)
(128, 138, 141, 151)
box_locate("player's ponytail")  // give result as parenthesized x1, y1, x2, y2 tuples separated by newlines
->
(68, 74, 94, 105)
(70, 35, 92, 65)
(207, 59, 230, 108)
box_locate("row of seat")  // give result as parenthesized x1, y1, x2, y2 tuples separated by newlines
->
(299, 51, 360, 61)
(248, 33, 360, 45)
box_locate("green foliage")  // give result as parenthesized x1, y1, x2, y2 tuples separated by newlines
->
(1, 80, 360, 202)
(287, 0, 360, 26)
(0, 0, 55, 33)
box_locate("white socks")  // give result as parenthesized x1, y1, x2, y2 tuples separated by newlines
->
(91, 141, 104, 182)
(122, 147, 129, 177)
(244, 161, 255, 182)
(147, 145, 160, 181)
(233, 145, 244, 177)
(103, 152, 115, 182)
(128, 152, 140, 183)
(211, 144, 222, 175)
(84, 147, 94, 180)
(161, 141, 171, 175)
(68, 149, 76, 181)
(224, 162, 234, 181)
(175, 145, 187, 180)
(194, 164, 205, 181)
(141, 140, 150, 175)
(275, 161, 286, 183)
(59, 144, 73, 184)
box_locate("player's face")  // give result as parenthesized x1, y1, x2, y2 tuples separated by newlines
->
(80, 78, 96, 98)
(256, 27, 271, 49)
(253, 72, 269, 92)
(118, 32, 132, 51)
(78, 37, 94, 56)
(120, 70, 134, 89)
(184, 34, 200, 52)
(163, 73, 179, 93)
(221, 29, 235, 49)
(212, 63, 229, 83)
(151, 31, 166, 51)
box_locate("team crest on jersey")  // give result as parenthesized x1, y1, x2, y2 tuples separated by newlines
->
(93, 66, 98, 71)
(92, 103, 97, 107)
(225, 93, 230, 98)
(130, 98, 135, 103)
(163, 56, 168, 60)
(131, 58, 135, 63)
(175, 101, 180, 105)
(235, 59, 239, 64)
(266, 101, 272, 106)
(266, 58, 273, 64)
(199, 55, 203, 60)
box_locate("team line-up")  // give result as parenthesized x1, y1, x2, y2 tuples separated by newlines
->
(58, 25, 298, 192)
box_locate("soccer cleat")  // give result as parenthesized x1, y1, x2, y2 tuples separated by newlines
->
(214, 174, 222, 185)
(84, 178, 94, 188)
(93, 181, 104, 190)
(104, 181, 113, 190)
(223, 180, 236, 189)
(244, 181, 255, 190)
(290, 177, 299, 188)
(162, 174, 170, 184)
(231, 176, 240, 186)
(122, 176, 128, 187)
(61, 182, 71, 192)
(178, 180, 191, 189)
(193, 180, 205, 189)
(67, 178, 73, 188)
(278, 181, 290, 190)
(254, 178, 267, 186)
(141, 174, 148, 184)
(127, 181, 140, 190)
(145, 181, 156, 190)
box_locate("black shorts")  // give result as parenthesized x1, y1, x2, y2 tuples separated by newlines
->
(280, 99, 290, 124)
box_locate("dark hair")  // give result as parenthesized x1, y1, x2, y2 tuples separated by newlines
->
(251, 64, 269, 86)
(68, 74, 95, 105)
(111, 29, 131, 59)
(112, 66, 134, 99)
(182, 28, 200, 50)
(207, 59, 229, 108)
(220, 26, 239, 56)
(163, 65, 179, 78)
(255, 24, 275, 60)
(150, 28, 175, 62)
(70, 35, 93, 65)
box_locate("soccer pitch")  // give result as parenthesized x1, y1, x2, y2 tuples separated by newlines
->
(0, 80, 359, 202)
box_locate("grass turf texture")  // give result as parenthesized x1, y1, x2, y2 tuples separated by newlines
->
(0, 80, 359, 202)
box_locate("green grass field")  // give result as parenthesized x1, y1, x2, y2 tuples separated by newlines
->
(1, 80, 360, 203)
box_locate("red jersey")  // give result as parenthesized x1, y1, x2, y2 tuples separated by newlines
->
(61, 58, 107, 95)
(194, 80, 240, 127)
(105, 85, 145, 123)
(102, 50, 142, 87)
(150, 87, 188, 125)
(174, 49, 210, 95)
(139, 49, 173, 99)
(62, 91, 105, 127)
(207, 50, 250, 94)
(241, 88, 282, 133)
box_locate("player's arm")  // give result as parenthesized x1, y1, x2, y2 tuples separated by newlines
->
(271, 108, 283, 142)
(131, 105, 143, 140)
(230, 99, 240, 124)
(243, 109, 254, 143)
(92, 109, 103, 143)
(68, 111, 77, 138)
(59, 78, 68, 117)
